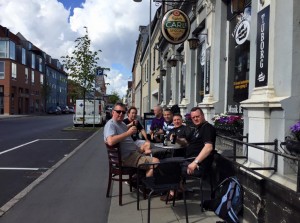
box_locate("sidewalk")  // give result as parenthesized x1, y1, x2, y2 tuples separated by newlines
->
(108, 178, 223, 223)
(0, 127, 223, 223)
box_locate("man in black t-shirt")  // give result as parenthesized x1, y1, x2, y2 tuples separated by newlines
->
(177, 107, 216, 177)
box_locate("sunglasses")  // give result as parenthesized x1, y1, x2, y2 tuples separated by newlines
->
(114, 110, 126, 115)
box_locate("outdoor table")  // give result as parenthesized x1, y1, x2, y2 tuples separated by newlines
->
(151, 142, 185, 157)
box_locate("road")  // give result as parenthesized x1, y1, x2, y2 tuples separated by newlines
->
(0, 115, 96, 207)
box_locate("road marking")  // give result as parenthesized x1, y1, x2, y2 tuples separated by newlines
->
(0, 140, 39, 156)
(39, 139, 78, 141)
(0, 167, 48, 171)
(0, 139, 78, 156)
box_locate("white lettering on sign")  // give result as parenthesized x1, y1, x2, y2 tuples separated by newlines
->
(228, 105, 243, 114)
(259, 14, 266, 70)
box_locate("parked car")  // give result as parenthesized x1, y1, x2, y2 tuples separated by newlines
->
(47, 106, 62, 115)
(68, 106, 75, 114)
(61, 105, 70, 114)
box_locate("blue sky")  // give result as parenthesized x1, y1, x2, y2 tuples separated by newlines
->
(0, 0, 158, 96)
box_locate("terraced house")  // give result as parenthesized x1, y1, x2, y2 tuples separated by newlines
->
(0, 25, 67, 115)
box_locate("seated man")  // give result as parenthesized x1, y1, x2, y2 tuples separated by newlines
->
(178, 107, 216, 177)
(149, 105, 164, 142)
(123, 106, 150, 148)
(162, 108, 174, 139)
(104, 102, 159, 177)
(161, 107, 216, 201)
(169, 113, 186, 157)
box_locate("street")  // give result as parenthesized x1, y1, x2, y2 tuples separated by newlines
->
(0, 115, 96, 207)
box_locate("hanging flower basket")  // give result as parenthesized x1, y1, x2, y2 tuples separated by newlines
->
(285, 121, 300, 155)
(285, 137, 300, 155)
(212, 114, 244, 138)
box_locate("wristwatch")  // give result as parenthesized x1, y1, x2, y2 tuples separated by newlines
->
(193, 160, 199, 165)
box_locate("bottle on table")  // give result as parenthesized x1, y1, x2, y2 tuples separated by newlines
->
(163, 134, 168, 146)
(171, 133, 177, 144)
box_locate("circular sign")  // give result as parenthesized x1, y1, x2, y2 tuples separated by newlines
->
(161, 9, 191, 45)
(235, 20, 250, 45)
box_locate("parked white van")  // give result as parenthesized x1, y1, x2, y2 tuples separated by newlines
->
(73, 99, 106, 127)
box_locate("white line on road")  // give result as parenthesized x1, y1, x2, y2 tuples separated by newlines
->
(0, 140, 39, 156)
(0, 139, 78, 156)
(39, 139, 78, 141)
(0, 167, 48, 171)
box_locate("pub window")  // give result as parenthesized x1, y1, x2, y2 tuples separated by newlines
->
(196, 40, 206, 103)
(227, 6, 251, 114)
(180, 64, 186, 101)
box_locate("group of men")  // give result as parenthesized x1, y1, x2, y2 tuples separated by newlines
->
(103, 102, 216, 200)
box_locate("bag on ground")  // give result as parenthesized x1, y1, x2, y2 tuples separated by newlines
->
(203, 176, 243, 223)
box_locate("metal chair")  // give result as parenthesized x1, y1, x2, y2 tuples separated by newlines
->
(137, 160, 189, 223)
(105, 143, 136, 206)
(183, 154, 216, 212)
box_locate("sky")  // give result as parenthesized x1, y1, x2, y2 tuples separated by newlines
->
(0, 0, 159, 97)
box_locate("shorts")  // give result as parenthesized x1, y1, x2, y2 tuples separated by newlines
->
(123, 150, 153, 169)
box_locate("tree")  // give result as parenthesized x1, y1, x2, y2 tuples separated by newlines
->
(61, 27, 109, 126)
(108, 91, 121, 104)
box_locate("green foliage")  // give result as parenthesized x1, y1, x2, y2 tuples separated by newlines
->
(108, 91, 121, 104)
(61, 27, 100, 94)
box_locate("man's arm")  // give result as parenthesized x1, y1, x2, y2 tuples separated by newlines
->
(140, 129, 149, 141)
(187, 143, 213, 175)
(106, 126, 137, 146)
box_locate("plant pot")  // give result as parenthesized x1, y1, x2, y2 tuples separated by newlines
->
(285, 138, 300, 155)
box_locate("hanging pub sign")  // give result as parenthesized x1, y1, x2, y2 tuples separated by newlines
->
(161, 9, 191, 45)
(255, 5, 270, 87)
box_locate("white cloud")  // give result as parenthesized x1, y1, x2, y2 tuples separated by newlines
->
(0, 0, 158, 97)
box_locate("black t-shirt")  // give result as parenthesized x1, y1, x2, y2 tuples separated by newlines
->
(123, 118, 144, 141)
(185, 121, 216, 161)
(170, 125, 187, 138)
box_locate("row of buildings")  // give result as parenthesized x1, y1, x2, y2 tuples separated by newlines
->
(129, 0, 300, 222)
(0, 25, 107, 115)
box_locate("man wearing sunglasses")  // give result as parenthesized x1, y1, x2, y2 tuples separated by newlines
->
(104, 102, 159, 177)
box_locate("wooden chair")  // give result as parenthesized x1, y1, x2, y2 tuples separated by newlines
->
(105, 143, 136, 206)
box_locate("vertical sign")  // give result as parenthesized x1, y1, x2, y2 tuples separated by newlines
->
(205, 47, 211, 94)
(255, 5, 270, 87)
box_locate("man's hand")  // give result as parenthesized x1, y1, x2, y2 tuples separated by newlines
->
(187, 162, 198, 175)
(143, 148, 152, 155)
(127, 126, 137, 136)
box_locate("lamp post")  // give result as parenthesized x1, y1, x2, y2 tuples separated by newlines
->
(133, 0, 152, 112)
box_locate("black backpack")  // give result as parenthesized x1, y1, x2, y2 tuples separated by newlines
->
(203, 176, 243, 223)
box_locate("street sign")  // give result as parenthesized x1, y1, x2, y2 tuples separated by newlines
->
(97, 68, 104, 76)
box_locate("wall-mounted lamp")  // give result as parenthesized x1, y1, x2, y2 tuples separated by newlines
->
(167, 55, 184, 67)
(160, 68, 167, 76)
(187, 32, 208, 50)
(231, 0, 246, 14)
(155, 75, 160, 83)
